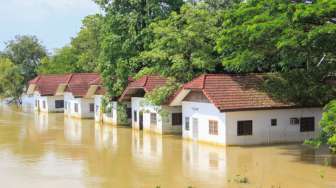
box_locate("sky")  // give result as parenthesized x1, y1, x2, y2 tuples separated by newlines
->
(0, 0, 100, 53)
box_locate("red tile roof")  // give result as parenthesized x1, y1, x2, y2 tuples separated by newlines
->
(65, 73, 100, 97)
(28, 74, 72, 96)
(119, 75, 168, 102)
(182, 74, 294, 112)
(28, 73, 100, 97)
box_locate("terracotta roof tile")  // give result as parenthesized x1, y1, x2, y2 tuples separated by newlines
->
(183, 74, 294, 112)
(119, 75, 168, 102)
(28, 74, 72, 96)
(65, 73, 100, 97)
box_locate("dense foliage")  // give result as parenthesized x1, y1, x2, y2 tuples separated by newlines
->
(0, 35, 47, 102)
(0, 58, 24, 103)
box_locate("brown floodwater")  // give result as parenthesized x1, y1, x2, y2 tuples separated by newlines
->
(0, 105, 335, 188)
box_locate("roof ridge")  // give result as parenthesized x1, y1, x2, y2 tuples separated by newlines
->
(66, 73, 74, 84)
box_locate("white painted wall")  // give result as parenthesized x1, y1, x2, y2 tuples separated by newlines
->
(94, 95, 118, 125)
(225, 108, 323, 145)
(182, 100, 322, 145)
(131, 97, 182, 134)
(33, 92, 65, 113)
(182, 101, 226, 145)
(64, 92, 95, 119)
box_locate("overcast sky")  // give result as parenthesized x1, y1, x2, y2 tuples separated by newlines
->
(0, 0, 100, 52)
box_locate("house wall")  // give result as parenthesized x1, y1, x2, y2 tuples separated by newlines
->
(94, 95, 118, 125)
(132, 97, 182, 134)
(33, 92, 65, 113)
(225, 108, 323, 145)
(182, 101, 226, 145)
(64, 92, 95, 119)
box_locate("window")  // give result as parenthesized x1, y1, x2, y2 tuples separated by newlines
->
(74, 103, 78, 113)
(237, 120, 253, 136)
(271, 119, 277, 126)
(126, 108, 132, 119)
(89, 103, 94, 112)
(55, 100, 64, 109)
(300, 117, 315, 132)
(209, 120, 219, 135)
(42, 101, 46, 109)
(172, 113, 182, 126)
(150, 113, 157, 127)
(290, 118, 300, 125)
(134, 110, 137, 122)
(185, 117, 190, 131)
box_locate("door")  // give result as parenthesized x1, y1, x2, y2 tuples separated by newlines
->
(192, 118, 198, 140)
(139, 111, 144, 130)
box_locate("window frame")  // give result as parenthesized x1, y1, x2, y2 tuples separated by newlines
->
(185, 117, 190, 131)
(134, 110, 137, 122)
(209, 120, 219, 135)
(55, 100, 64, 109)
(74, 103, 79, 113)
(89, 103, 94, 112)
(237, 120, 253, 136)
(300, 117, 315, 132)
(126, 108, 132, 119)
(172, 113, 182, 126)
(271, 118, 277, 126)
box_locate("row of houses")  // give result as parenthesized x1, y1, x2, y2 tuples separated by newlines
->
(26, 73, 323, 146)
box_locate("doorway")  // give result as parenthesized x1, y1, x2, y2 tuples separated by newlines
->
(139, 111, 144, 130)
(192, 118, 198, 140)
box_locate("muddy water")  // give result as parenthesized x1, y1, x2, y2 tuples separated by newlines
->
(0, 105, 335, 188)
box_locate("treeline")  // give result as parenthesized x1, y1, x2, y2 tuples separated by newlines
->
(0, 0, 336, 149)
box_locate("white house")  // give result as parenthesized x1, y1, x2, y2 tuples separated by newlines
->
(61, 73, 100, 119)
(119, 75, 182, 134)
(170, 74, 323, 146)
(27, 74, 72, 113)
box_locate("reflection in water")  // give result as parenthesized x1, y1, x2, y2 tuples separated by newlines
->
(95, 123, 117, 150)
(64, 117, 83, 144)
(0, 106, 335, 188)
(132, 131, 163, 167)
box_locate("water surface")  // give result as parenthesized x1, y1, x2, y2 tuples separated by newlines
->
(0, 105, 335, 188)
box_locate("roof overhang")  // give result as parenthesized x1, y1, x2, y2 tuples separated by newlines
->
(55, 84, 68, 96)
(119, 87, 146, 102)
(169, 89, 191, 106)
(26, 84, 37, 95)
(85, 85, 99, 99)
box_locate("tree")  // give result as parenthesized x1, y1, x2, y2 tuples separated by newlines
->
(2, 35, 47, 83)
(216, 0, 336, 73)
(136, 3, 221, 82)
(215, 0, 336, 105)
(96, 0, 184, 97)
(0, 58, 24, 103)
(37, 15, 103, 74)
(37, 46, 80, 74)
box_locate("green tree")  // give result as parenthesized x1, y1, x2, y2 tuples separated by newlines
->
(216, 0, 336, 72)
(37, 46, 79, 74)
(1, 35, 47, 83)
(215, 0, 336, 105)
(97, 0, 184, 97)
(0, 58, 24, 103)
(136, 3, 221, 82)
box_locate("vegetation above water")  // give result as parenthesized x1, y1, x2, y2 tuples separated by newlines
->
(0, 0, 336, 149)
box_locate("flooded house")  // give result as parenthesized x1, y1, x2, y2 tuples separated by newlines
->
(27, 74, 72, 113)
(92, 77, 133, 125)
(61, 73, 100, 119)
(119, 75, 183, 134)
(170, 74, 323, 145)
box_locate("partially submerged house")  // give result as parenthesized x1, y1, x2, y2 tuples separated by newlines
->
(61, 73, 100, 119)
(92, 77, 134, 125)
(27, 74, 72, 113)
(119, 76, 182, 134)
(170, 74, 323, 145)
